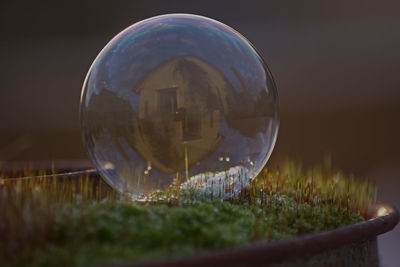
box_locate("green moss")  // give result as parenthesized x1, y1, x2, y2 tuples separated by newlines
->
(0, 161, 372, 266)
(2, 196, 362, 267)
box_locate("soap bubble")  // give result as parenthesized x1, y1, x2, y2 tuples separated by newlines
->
(80, 14, 279, 199)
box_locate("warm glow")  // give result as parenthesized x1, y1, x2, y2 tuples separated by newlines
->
(225, 157, 230, 162)
(377, 207, 388, 217)
(104, 162, 115, 170)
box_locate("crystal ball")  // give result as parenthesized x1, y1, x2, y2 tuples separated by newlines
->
(80, 14, 279, 199)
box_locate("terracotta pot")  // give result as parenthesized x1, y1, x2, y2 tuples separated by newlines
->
(2, 165, 399, 267)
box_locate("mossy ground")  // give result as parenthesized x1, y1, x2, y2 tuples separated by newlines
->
(0, 161, 374, 267)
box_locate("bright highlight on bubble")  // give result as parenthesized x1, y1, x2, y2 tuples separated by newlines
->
(80, 14, 279, 199)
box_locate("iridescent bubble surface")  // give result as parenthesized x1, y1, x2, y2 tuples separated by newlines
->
(80, 14, 279, 199)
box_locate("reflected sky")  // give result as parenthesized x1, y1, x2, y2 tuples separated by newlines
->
(87, 14, 270, 110)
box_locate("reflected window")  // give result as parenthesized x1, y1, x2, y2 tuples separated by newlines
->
(157, 87, 177, 114)
(182, 112, 201, 141)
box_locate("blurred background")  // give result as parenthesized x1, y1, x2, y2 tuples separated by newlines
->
(0, 0, 399, 265)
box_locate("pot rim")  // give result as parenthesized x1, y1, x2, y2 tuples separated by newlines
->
(134, 203, 398, 267)
(1, 168, 399, 266)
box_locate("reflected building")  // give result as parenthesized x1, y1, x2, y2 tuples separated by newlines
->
(86, 55, 276, 175)
(130, 56, 228, 174)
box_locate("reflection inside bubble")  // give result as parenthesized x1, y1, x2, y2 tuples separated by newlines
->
(80, 14, 279, 198)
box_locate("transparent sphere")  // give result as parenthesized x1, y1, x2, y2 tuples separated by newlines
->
(80, 14, 279, 199)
